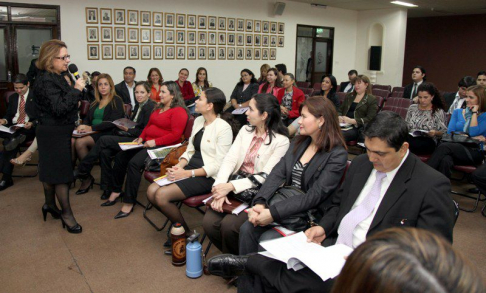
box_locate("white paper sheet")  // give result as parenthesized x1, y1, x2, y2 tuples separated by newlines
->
(232, 107, 249, 115)
(118, 143, 144, 151)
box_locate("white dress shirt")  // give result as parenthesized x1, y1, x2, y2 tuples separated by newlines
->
(410, 80, 423, 99)
(12, 88, 30, 124)
(447, 91, 465, 114)
(125, 82, 136, 108)
(344, 83, 353, 93)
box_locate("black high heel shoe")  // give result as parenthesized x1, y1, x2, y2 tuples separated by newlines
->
(114, 205, 134, 219)
(42, 204, 61, 221)
(61, 218, 83, 234)
(75, 175, 94, 195)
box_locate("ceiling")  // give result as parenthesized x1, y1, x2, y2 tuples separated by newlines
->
(288, 0, 486, 17)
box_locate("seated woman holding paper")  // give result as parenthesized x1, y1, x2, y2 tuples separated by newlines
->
(202, 93, 290, 255)
(405, 82, 447, 155)
(276, 73, 305, 126)
(101, 81, 188, 219)
(225, 69, 259, 128)
(74, 81, 155, 195)
(73, 73, 125, 162)
(146, 87, 237, 237)
(337, 75, 377, 142)
(427, 85, 486, 178)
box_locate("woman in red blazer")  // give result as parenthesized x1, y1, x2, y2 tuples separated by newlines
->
(276, 73, 305, 126)
(177, 68, 196, 113)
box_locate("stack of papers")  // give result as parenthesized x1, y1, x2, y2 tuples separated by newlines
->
(147, 143, 182, 159)
(154, 174, 187, 187)
(118, 142, 143, 151)
(232, 107, 249, 115)
(0, 124, 24, 134)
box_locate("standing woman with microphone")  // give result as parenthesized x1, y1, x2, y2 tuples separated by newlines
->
(33, 39, 85, 233)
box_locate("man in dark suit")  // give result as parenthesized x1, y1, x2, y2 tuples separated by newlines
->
(402, 66, 426, 100)
(0, 74, 37, 190)
(114, 66, 137, 108)
(207, 111, 455, 293)
(339, 69, 357, 93)
(444, 76, 476, 114)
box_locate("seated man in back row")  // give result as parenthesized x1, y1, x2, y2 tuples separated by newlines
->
(208, 111, 455, 293)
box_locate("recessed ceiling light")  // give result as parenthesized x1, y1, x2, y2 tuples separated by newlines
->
(391, 1, 418, 7)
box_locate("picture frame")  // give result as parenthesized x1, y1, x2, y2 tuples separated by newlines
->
(128, 10, 138, 25)
(176, 30, 185, 44)
(246, 33, 253, 46)
(198, 31, 207, 45)
(86, 7, 98, 24)
(141, 45, 151, 59)
(187, 15, 196, 29)
(166, 46, 175, 59)
(198, 15, 207, 29)
(114, 9, 125, 24)
(278, 36, 284, 47)
(208, 47, 216, 60)
(176, 14, 186, 28)
(176, 46, 185, 59)
(115, 44, 126, 60)
(262, 21, 269, 33)
(245, 48, 252, 60)
(128, 28, 139, 43)
(86, 26, 99, 42)
(208, 16, 216, 30)
(237, 18, 244, 31)
(208, 32, 216, 45)
(87, 44, 99, 60)
(153, 12, 163, 26)
(218, 17, 226, 30)
(102, 44, 113, 60)
(128, 45, 139, 60)
(218, 47, 226, 60)
(153, 29, 163, 43)
(101, 26, 113, 42)
(227, 33, 235, 46)
(254, 20, 261, 33)
(262, 48, 269, 60)
(270, 48, 276, 60)
(153, 45, 164, 60)
(227, 18, 235, 31)
(270, 22, 277, 34)
(165, 13, 175, 27)
(227, 47, 235, 60)
(245, 19, 253, 32)
(254, 48, 261, 60)
(278, 22, 285, 34)
(270, 35, 277, 47)
(237, 33, 244, 46)
(100, 8, 112, 24)
(165, 30, 174, 44)
(254, 34, 261, 46)
(187, 46, 196, 60)
(236, 47, 244, 60)
(141, 11, 151, 26)
(262, 35, 269, 47)
(187, 31, 196, 44)
(141, 28, 151, 43)
(218, 32, 226, 45)
(198, 46, 206, 60)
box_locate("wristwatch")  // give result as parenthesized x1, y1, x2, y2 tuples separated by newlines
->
(191, 170, 195, 177)
(239, 104, 242, 108)
(472, 111, 479, 114)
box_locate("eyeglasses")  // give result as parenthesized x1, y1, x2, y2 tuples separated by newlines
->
(54, 55, 71, 61)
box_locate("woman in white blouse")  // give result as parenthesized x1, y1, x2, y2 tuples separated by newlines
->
(202, 93, 290, 255)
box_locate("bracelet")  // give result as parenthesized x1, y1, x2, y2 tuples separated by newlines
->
(472, 111, 478, 114)
(191, 170, 195, 177)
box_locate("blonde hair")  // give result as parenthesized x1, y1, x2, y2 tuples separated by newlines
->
(259, 64, 271, 81)
(353, 74, 372, 95)
(36, 39, 67, 73)
(93, 73, 118, 108)
(467, 85, 486, 112)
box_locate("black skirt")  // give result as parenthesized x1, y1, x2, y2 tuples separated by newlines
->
(37, 124, 75, 184)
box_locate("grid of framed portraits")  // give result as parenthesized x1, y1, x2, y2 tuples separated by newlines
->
(85, 7, 283, 60)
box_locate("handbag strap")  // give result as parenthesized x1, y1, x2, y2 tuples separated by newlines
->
(247, 172, 267, 188)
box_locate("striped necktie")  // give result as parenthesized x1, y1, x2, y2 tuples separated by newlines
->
(17, 95, 26, 124)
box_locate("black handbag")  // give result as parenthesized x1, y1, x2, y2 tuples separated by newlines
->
(441, 132, 481, 148)
(267, 186, 318, 232)
(144, 156, 162, 172)
(230, 172, 267, 204)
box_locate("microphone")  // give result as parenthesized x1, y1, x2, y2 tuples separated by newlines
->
(68, 64, 81, 80)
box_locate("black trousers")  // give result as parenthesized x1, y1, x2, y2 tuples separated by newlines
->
(112, 147, 149, 204)
(202, 208, 248, 255)
(408, 136, 437, 155)
(0, 128, 35, 179)
(427, 142, 484, 178)
(245, 254, 335, 293)
(472, 163, 486, 195)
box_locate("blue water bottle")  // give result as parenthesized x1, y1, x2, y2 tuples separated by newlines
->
(186, 231, 203, 278)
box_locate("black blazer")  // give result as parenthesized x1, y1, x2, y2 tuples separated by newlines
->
(319, 153, 455, 246)
(115, 81, 138, 106)
(127, 99, 155, 137)
(5, 90, 38, 125)
(443, 92, 458, 112)
(253, 136, 348, 223)
(83, 96, 125, 132)
(402, 83, 415, 100)
(338, 81, 351, 93)
(230, 83, 259, 104)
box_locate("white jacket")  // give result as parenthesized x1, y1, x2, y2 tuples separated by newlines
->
(213, 126, 290, 193)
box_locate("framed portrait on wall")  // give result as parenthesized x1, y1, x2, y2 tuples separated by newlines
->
(198, 15, 207, 29)
(227, 47, 235, 60)
(270, 35, 277, 47)
(208, 47, 216, 60)
(218, 32, 226, 45)
(141, 28, 151, 43)
(101, 27, 113, 42)
(262, 35, 269, 47)
(176, 31, 185, 44)
(165, 30, 174, 44)
(187, 15, 196, 29)
(278, 22, 285, 34)
(278, 36, 284, 47)
(237, 33, 244, 46)
(153, 45, 164, 60)
(86, 27, 98, 42)
(87, 44, 99, 60)
(245, 48, 252, 60)
(176, 14, 186, 28)
(115, 44, 126, 59)
(141, 11, 151, 26)
(128, 28, 139, 43)
(270, 48, 276, 60)
(227, 33, 235, 46)
(237, 19, 244, 31)
(254, 20, 261, 33)
(166, 46, 175, 59)
(100, 8, 112, 24)
(128, 10, 138, 25)
(236, 47, 244, 60)
(254, 48, 261, 60)
(165, 13, 175, 27)
(153, 29, 163, 43)
(198, 31, 207, 45)
(208, 32, 216, 45)
(153, 12, 163, 26)
(245, 19, 253, 32)
(227, 18, 235, 31)
(176, 46, 185, 59)
(128, 45, 139, 60)
(246, 34, 252, 46)
(187, 46, 196, 60)
(218, 17, 226, 30)
(270, 22, 277, 34)
(141, 45, 151, 59)
(254, 34, 261, 46)
(262, 21, 269, 33)
(86, 7, 98, 24)
(218, 47, 226, 60)
(198, 46, 206, 60)
(262, 48, 269, 60)
(208, 16, 216, 30)
(102, 44, 113, 60)
(114, 9, 125, 24)
(187, 31, 196, 44)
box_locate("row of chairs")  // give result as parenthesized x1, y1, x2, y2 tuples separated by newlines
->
(295, 82, 406, 100)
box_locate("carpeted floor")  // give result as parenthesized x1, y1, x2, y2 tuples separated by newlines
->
(0, 154, 485, 293)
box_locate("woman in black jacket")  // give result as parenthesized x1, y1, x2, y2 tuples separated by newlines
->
(226, 69, 259, 127)
(320, 74, 340, 109)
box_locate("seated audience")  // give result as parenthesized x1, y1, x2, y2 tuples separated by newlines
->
(258, 67, 281, 97)
(337, 74, 378, 142)
(276, 73, 305, 126)
(101, 81, 188, 219)
(428, 85, 486, 178)
(320, 74, 340, 109)
(405, 82, 447, 154)
(257, 64, 270, 84)
(275, 64, 287, 82)
(445, 76, 476, 114)
(115, 66, 137, 108)
(176, 68, 196, 112)
(202, 93, 290, 255)
(74, 81, 155, 196)
(146, 88, 236, 242)
(227, 69, 260, 127)
(339, 69, 357, 93)
(403, 66, 426, 100)
(192, 67, 212, 102)
(208, 111, 455, 293)
(476, 70, 486, 89)
(147, 67, 163, 103)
